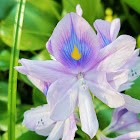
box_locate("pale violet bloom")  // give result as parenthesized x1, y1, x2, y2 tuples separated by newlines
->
(94, 18, 140, 91)
(103, 107, 140, 135)
(22, 104, 77, 140)
(94, 18, 140, 113)
(15, 12, 136, 138)
(94, 18, 121, 49)
(119, 49, 140, 92)
(96, 107, 140, 140)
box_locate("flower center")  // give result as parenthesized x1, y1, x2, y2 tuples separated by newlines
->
(71, 45, 82, 60)
(78, 72, 83, 79)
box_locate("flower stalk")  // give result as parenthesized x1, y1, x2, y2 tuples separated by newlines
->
(8, 0, 26, 140)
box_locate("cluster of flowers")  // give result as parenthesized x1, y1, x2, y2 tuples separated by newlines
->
(15, 4, 140, 140)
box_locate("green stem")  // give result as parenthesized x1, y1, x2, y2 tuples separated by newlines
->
(8, 0, 26, 140)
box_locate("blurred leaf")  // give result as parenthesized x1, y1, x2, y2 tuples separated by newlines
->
(94, 98, 113, 130)
(106, 132, 117, 139)
(29, 0, 61, 20)
(0, 82, 8, 102)
(1, 124, 45, 140)
(0, 0, 16, 20)
(76, 127, 93, 140)
(0, 50, 10, 71)
(0, 82, 21, 131)
(16, 104, 33, 123)
(1, 0, 61, 51)
(0, 82, 8, 131)
(31, 49, 51, 60)
(0, 82, 20, 104)
(62, 0, 104, 25)
(33, 87, 47, 106)
(123, 0, 140, 14)
(76, 128, 87, 138)
(125, 77, 140, 100)
(0, 101, 8, 131)
(121, 0, 140, 34)
(18, 73, 33, 87)
(137, 35, 140, 48)
(0, 38, 7, 48)
(125, 14, 140, 34)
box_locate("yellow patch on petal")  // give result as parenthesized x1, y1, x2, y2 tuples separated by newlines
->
(71, 45, 82, 60)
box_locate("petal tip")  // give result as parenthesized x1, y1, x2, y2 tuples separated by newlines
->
(76, 4, 83, 16)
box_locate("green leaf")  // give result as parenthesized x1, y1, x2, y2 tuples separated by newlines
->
(18, 73, 33, 87)
(0, 82, 8, 102)
(0, 0, 16, 20)
(125, 14, 140, 34)
(16, 104, 34, 123)
(0, 82, 20, 131)
(28, 0, 61, 20)
(31, 49, 51, 61)
(0, 101, 8, 131)
(1, 124, 45, 140)
(125, 77, 140, 100)
(0, 82, 20, 104)
(76, 127, 87, 138)
(121, 0, 140, 34)
(8, 0, 26, 139)
(0, 50, 10, 71)
(94, 98, 113, 130)
(137, 35, 140, 48)
(123, 0, 140, 14)
(33, 87, 47, 106)
(0, 38, 7, 48)
(1, 0, 61, 51)
(0, 83, 20, 129)
(62, 0, 104, 25)
(0, 82, 9, 131)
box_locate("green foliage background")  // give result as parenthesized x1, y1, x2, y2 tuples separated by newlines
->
(0, 0, 140, 139)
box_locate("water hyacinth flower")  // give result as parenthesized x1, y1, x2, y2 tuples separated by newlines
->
(15, 11, 136, 138)
(93, 18, 140, 92)
(119, 49, 140, 92)
(22, 104, 77, 140)
(94, 18, 121, 49)
(93, 18, 140, 113)
(103, 107, 140, 134)
(96, 107, 140, 140)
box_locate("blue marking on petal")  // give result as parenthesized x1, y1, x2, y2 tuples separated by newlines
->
(116, 108, 128, 121)
(60, 26, 93, 69)
(43, 82, 50, 96)
(100, 33, 111, 48)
